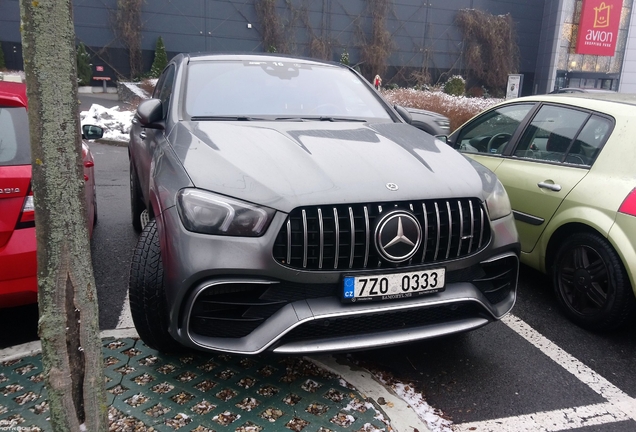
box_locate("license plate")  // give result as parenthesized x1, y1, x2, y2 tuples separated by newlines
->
(342, 268, 445, 302)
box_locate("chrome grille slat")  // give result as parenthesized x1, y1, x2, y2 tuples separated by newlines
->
(364, 206, 370, 268)
(445, 201, 452, 260)
(468, 201, 475, 254)
(421, 202, 428, 263)
(333, 207, 339, 269)
(275, 198, 491, 271)
(457, 200, 464, 257)
(286, 219, 292, 265)
(349, 207, 355, 269)
(318, 208, 324, 269)
(434, 202, 441, 261)
(479, 207, 485, 248)
(302, 209, 308, 269)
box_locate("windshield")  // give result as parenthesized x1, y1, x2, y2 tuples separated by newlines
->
(0, 107, 30, 166)
(185, 60, 392, 120)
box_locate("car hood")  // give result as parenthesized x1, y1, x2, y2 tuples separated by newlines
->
(169, 121, 493, 212)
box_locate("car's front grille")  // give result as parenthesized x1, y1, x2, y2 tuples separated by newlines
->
(278, 303, 486, 343)
(273, 198, 491, 270)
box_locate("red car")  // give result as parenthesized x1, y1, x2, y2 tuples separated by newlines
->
(0, 81, 102, 308)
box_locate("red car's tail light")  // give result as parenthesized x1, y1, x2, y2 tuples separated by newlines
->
(618, 188, 636, 217)
(17, 189, 35, 228)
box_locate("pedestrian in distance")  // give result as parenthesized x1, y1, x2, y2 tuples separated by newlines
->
(374, 74, 382, 90)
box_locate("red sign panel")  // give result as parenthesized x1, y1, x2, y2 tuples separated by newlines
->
(96, 66, 104, 72)
(576, 0, 623, 56)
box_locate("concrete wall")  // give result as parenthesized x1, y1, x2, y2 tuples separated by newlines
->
(620, 7, 636, 92)
(0, 0, 545, 92)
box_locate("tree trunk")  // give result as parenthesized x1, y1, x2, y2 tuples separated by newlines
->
(19, 1, 107, 430)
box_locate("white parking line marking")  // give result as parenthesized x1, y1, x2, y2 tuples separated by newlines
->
(453, 402, 630, 432)
(116, 292, 134, 330)
(452, 314, 636, 431)
(502, 314, 636, 421)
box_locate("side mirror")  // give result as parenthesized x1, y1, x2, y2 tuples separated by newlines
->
(394, 105, 412, 124)
(136, 99, 165, 130)
(435, 134, 450, 145)
(82, 124, 104, 140)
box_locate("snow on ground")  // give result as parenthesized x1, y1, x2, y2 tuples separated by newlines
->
(373, 373, 454, 432)
(81, 104, 135, 142)
(391, 381, 454, 432)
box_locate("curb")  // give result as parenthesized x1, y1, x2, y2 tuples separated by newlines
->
(0, 327, 140, 363)
(309, 355, 431, 432)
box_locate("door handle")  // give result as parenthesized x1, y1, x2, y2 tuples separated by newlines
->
(538, 181, 561, 192)
(139, 131, 146, 140)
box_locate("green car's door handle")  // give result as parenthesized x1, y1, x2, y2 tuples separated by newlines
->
(538, 181, 562, 192)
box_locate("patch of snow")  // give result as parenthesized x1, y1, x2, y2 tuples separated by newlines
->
(385, 379, 453, 432)
(80, 104, 134, 142)
(121, 81, 152, 99)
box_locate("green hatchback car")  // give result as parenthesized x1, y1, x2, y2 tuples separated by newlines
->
(444, 93, 636, 330)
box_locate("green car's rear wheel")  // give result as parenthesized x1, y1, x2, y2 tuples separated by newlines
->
(552, 232, 636, 330)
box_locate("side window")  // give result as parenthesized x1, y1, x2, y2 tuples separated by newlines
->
(513, 105, 589, 164)
(456, 104, 535, 155)
(568, 115, 612, 165)
(156, 65, 176, 119)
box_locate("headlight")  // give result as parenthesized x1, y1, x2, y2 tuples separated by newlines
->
(177, 189, 275, 236)
(486, 179, 512, 220)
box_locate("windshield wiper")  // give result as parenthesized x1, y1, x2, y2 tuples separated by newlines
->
(273, 117, 307, 122)
(301, 116, 367, 122)
(190, 116, 266, 121)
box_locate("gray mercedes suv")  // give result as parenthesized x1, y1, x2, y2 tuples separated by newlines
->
(128, 53, 520, 355)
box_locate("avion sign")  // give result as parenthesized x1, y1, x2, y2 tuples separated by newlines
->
(576, 0, 623, 56)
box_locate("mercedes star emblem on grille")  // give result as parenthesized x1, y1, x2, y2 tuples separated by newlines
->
(386, 183, 399, 191)
(375, 211, 422, 263)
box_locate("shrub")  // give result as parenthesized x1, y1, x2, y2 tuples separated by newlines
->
(443, 75, 466, 96)
(382, 88, 502, 132)
(340, 49, 350, 66)
(467, 86, 484, 98)
(76, 42, 92, 86)
(149, 36, 168, 78)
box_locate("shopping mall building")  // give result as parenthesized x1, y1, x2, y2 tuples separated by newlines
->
(0, 0, 634, 94)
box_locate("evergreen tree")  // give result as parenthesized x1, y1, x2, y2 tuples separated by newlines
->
(76, 42, 92, 86)
(149, 36, 168, 78)
(0, 42, 6, 70)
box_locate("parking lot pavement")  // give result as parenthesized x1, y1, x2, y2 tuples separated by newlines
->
(0, 328, 433, 431)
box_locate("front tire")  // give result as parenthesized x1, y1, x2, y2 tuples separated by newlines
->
(129, 219, 182, 352)
(552, 232, 636, 330)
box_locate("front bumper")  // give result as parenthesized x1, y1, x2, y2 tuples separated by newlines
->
(160, 207, 519, 354)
